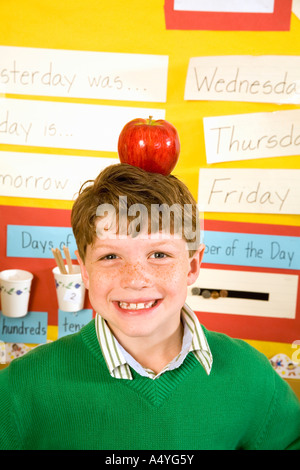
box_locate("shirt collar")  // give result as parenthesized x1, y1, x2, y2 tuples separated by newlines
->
(95, 303, 213, 380)
(182, 303, 213, 376)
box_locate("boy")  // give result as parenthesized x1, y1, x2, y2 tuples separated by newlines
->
(0, 163, 299, 450)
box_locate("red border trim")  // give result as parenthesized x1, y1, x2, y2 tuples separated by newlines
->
(164, 0, 292, 31)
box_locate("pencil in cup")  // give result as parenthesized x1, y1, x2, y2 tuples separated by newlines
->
(63, 246, 74, 274)
(51, 247, 74, 274)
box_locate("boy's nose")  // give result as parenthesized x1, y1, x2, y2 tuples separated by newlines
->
(120, 263, 151, 290)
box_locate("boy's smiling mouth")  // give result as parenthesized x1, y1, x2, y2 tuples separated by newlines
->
(118, 300, 158, 310)
(113, 299, 162, 312)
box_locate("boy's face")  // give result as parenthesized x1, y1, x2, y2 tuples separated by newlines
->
(77, 232, 204, 348)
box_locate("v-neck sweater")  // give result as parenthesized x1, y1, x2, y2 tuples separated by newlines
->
(0, 319, 299, 450)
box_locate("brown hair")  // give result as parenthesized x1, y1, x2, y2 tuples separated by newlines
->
(71, 163, 200, 261)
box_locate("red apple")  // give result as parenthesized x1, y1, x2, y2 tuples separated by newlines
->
(118, 116, 180, 176)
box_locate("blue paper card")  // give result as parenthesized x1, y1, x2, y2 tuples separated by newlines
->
(203, 231, 300, 270)
(58, 309, 93, 338)
(6, 225, 77, 258)
(0, 311, 48, 343)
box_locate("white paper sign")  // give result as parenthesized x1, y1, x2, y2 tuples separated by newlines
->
(293, 0, 300, 20)
(174, 0, 274, 13)
(185, 56, 300, 104)
(187, 269, 297, 319)
(198, 169, 300, 214)
(0, 152, 118, 200)
(0, 46, 168, 102)
(203, 109, 300, 163)
(0, 98, 165, 150)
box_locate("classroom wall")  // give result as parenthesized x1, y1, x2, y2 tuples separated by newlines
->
(0, 1, 299, 358)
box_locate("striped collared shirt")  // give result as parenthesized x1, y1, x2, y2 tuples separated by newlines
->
(95, 303, 213, 380)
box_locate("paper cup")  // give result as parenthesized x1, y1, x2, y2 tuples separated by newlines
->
(53, 265, 85, 312)
(0, 269, 33, 318)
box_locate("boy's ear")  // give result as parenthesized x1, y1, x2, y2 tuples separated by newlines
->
(75, 250, 90, 289)
(187, 244, 205, 286)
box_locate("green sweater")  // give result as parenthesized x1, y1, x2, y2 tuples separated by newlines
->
(0, 320, 299, 450)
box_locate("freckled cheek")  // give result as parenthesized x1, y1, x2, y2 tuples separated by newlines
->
(86, 261, 189, 294)
(153, 261, 189, 290)
(88, 267, 120, 293)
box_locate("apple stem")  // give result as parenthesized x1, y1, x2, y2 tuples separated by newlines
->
(148, 116, 153, 125)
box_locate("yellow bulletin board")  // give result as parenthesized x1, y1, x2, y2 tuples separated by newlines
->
(0, 0, 299, 217)
(0, 1, 300, 383)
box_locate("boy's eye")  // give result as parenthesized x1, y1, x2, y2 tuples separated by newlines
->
(100, 253, 118, 260)
(150, 252, 168, 259)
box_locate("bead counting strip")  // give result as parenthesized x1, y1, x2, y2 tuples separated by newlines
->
(191, 287, 269, 301)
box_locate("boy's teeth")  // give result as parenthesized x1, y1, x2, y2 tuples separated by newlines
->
(118, 300, 156, 310)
